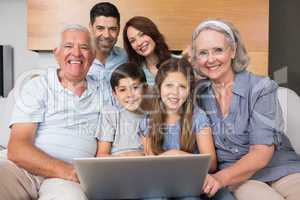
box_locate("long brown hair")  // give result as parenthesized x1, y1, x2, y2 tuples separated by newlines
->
(123, 16, 171, 67)
(149, 57, 196, 154)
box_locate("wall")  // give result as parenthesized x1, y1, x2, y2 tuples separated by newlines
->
(269, 0, 300, 95)
(0, 0, 56, 87)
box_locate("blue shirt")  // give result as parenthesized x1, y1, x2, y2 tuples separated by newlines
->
(196, 70, 300, 182)
(88, 46, 127, 86)
(138, 108, 210, 151)
(10, 68, 110, 163)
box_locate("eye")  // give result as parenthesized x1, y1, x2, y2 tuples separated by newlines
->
(129, 39, 135, 44)
(63, 43, 73, 49)
(165, 83, 173, 88)
(110, 27, 119, 32)
(80, 45, 90, 50)
(96, 26, 105, 31)
(213, 47, 225, 54)
(198, 50, 208, 57)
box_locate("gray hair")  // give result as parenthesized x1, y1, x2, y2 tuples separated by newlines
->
(57, 24, 92, 48)
(191, 19, 250, 73)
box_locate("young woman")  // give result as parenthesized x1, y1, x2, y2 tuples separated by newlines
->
(123, 16, 172, 86)
(139, 57, 236, 200)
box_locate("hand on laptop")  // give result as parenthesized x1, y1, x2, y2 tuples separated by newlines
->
(160, 149, 190, 156)
(61, 165, 79, 183)
(113, 151, 145, 157)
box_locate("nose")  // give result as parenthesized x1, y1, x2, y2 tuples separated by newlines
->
(102, 28, 110, 38)
(207, 52, 216, 63)
(72, 46, 81, 57)
(136, 37, 143, 47)
(127, 87, 134, 97)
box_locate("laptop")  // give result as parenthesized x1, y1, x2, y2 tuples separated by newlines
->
(74, 154, 211, 199)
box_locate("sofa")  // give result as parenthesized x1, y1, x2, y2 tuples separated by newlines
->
(1, 87, 300, 154)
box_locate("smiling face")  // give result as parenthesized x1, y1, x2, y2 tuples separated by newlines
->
(90, 16, 119, 54)
(113, 78, 144, 112)
(160, 71, 189, 113)
(194, 29, 235, 83)
(55, 30, 94, 82)
(127, 26, 156, 58)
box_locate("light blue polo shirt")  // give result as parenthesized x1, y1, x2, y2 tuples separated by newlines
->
(10, 68, 110, 163)
(196, 70, 300, 182)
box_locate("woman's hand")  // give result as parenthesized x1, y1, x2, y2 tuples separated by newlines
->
(202, 174, 223, 197)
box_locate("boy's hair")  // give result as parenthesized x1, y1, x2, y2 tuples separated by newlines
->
(90, 2, 120, 25)
(110, 62, 147, 91)
(149, 57, 196, 155)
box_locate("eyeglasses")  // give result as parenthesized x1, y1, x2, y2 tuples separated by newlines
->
(195, 45, 230, 60)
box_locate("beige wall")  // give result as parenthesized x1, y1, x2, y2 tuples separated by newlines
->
(28, 0, 269, 75)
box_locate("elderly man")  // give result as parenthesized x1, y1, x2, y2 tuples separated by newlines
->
(88, 2, 127, 87)
(0, 24, 107, 200)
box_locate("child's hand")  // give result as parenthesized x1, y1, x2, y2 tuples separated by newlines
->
(114, 151, 145, 157)
(160, 149, 190, 156)
(202, 174, 223, 197)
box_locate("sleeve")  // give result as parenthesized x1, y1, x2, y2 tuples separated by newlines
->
(137, 115, 150, 137)
(192, 108, 211, 134)
(9, 77, 45, 126)
(95, 106, 117, 142)
(249, 78, 283, 145)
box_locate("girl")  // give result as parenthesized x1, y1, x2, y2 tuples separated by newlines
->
(139, 57, 235, 200)
(123, 16, 172, 86)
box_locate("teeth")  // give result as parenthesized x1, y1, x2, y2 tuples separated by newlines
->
(168, 97, 179, 103)
(68, 60, 82, 64)
(140, 44, 148, 52)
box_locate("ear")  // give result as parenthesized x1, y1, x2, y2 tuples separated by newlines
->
(53, 47, 59, 61)
(89, 22, 93, 33)
(112, 89, 117, 97)
(231, 45, 237, 59)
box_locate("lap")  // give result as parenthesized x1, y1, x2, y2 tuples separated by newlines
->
(38, 178, 88, 200)
(233, 180, 284, 200)
(0, 159, 42, 200)
(270, 173, 300, 200)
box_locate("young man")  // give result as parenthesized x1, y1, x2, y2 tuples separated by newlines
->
(0, 24, 108, 200)
(88, 2, 127, 89)
(96, 62, 147, 156)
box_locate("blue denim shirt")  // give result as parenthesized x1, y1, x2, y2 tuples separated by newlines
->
(138, 108, 210, 151)
(196, 70, 300, 182)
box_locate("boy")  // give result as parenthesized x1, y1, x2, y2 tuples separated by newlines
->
(96, 62, 147, 156)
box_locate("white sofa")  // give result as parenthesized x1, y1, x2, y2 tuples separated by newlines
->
(0, 87, 300, 154)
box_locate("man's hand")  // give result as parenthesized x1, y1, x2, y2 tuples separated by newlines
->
(202, 174, 223, 197)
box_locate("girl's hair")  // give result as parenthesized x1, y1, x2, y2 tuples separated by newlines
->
(191, 19, 250, 72)
(123, 16, 171, 68)
(149, 57, 196, 154)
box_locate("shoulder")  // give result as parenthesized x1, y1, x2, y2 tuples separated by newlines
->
(192, 107, 209, 122)
(18, 68, 53, 96)
(113, 46, 128, 60)
(238, 71, 278, 97)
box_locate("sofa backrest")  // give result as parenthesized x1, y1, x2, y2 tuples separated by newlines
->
(277, 87, 300, 154)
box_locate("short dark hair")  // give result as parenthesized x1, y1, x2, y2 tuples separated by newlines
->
(90, 2, 120, 25)
(110, 62, 147, 91)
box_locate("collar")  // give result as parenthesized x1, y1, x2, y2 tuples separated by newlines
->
(48, 67, 98, 94)
(232, 71, 250, 98)
(197, 70, 250, 98)
(93, 46, 122, 66)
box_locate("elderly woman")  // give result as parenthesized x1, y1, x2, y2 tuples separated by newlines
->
(192, 19, 300, 200)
